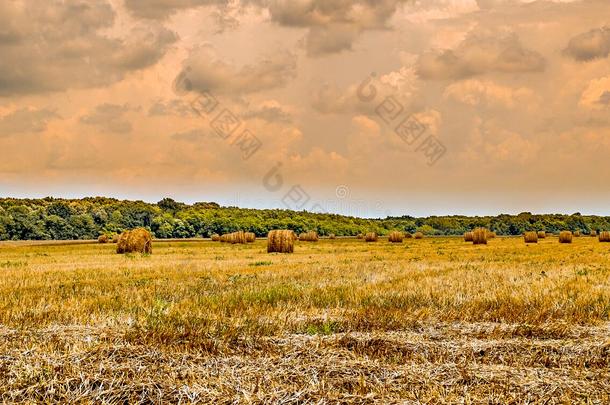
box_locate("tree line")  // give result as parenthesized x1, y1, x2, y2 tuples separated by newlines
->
(0, 197, 609, 241)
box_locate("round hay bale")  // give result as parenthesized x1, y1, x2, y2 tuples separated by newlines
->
(524, 231, 538, 244)
(388, 231, 404, 243)
(267, 230, 294, 253)
(487, 231, 496, 239)
(111, 234, 119, 244)
(356, 233, 364, 239)
(245, 232, 256, 243)
(559, 231, 573, 244)
(116, 231, 130, 253)
(599, 231, 610, 242)
(537, 231, 546, 239)
(211, 234, 221, 242)
(574, 230, 581, 237)
(229, 231, 247, 244)
(464, 232, 474, 242)
(590, 230, 598, 237)
(472, 228, 487, 245)
(98, 234, 109, 244)
(413, 232, 424, 240)
(364, 232, 378, 242)
(299, 231, 318, 242)
(117, 228, 152, 254)
(328, 234, 336, 239)
(404, 233, 413, 239)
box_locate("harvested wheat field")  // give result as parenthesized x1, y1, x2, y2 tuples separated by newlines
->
(0, 237, 609, 403)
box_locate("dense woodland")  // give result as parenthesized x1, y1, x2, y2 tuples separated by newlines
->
(0, 197, 609, 241)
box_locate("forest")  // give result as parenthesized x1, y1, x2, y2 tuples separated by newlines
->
(0, 197, 608, 240)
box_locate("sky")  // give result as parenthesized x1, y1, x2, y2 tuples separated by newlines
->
(1, 0, 610, 217)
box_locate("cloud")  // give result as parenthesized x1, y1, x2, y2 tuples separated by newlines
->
(462, 119, 541, 166)
(0, 1, 178, 97)
(0, 108, 57, 136)
(443, 79, 536, 109)
(123, 0, 225, 20)
(80, 104, 134, 134)
(242, 100, 293, 123)
(304, 25, 360, 55)
(174, 47, 297, 95)
(579, 76, 610, 110)
(149, 99, 194, 116)
(111, 26, 179, 70)
(257, 0, 410, 56)
(564, 26, 610, 61)
(171, 129, 208, 142)
(417, 32, 545, 80)
(312, 66, 420, 115)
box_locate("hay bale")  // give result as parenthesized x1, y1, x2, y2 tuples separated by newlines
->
(599, 231, 610, 242)
(559, 231, 573, 244)
(388, 231, 404, 243)
(472, 228, 487, 245)
(413, 232, 424, 239)
(487, 231, 496, 239)
(220, 232, 247, 244)
(111, 234, 119, 244)
(299, 231, 319, 242)
(116, 228, 152, 254)
(267, 230, 294, 253)
(590, 230, 598, 237)
(464, 232, 474, 242)
(328, 234, 336, 239)
(98, 234, 109, 244)
(537, 231, 546, 239)
(356, 233, 364, 239)
(231, 231, 247, 244)
(574, 230, 581, 237)
(524, 231, 538, 244)
(364, 232, 378, 242)
(117, 231, 130, 253)
(404, 233, 413, 239)
(211, 234, 221, 242)
(245, 232, 256, 243)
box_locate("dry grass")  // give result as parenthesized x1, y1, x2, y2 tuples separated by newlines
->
(0, 237, 609, 403)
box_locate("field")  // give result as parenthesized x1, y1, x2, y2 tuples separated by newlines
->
(0, 236, 609, 403)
